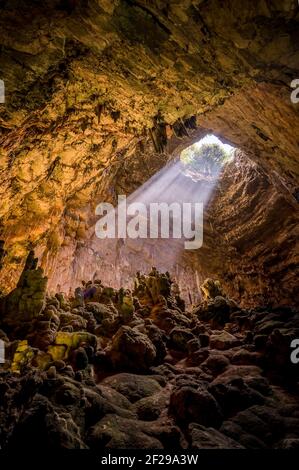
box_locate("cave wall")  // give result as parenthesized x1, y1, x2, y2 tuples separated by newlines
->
(187, 151, 299, 307)
(0, 0, 298, 306)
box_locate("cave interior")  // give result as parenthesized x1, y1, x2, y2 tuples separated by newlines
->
(0, 0, 298, 451)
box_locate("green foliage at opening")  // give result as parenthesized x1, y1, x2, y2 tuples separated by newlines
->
(181, 143, 233, 177)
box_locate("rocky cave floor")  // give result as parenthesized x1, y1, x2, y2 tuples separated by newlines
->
(0, 251, 299, 450)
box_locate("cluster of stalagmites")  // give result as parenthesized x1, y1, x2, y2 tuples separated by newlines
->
(0, 251, 298, 449)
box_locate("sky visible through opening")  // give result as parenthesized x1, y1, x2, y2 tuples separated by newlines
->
(180, 133, 236, 181)
(193, 134, 235, 154)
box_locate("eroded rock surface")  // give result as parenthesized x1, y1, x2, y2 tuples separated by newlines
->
(0, 265, 298, 449)
(0, 1, 298, 309)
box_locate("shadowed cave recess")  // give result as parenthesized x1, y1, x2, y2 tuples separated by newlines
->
(0, 0, 299, 451)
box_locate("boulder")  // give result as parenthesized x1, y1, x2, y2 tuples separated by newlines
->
(146, 324, 167, 363)
(210, 331, 240, 350)
(134, 390, 170, 421)
(169, 327, 194, 352)
(85, 302, 117, 323)
(195, 296, 230, 325)
(169, 385, 223, 428)
(221, 405, 285, 448)
(102, 373, 162, 403)
(202, 354, 230, 376)
(96, 384, 133, 411)
(189, 423, 244, 448)
(88, 414, 181, 449)
(59, 312, 87, 331)
(5, 393, 87, 449)
(47, 331, 97, 362)
(208, 377, 265, 418)
(1, 251, 47, 330)
(109, 326, 156, 371)
(83, 387, 135, 427)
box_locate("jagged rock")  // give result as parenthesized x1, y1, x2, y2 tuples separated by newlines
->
(25, 307, 60, 350)
(59, 312, 87, 331)
(109, 326, 156, 371)
(202, 354, 230, 376)
(194, 296, 232, 327)
(220, 405, 287, 449)
(210, 365, 264, 386)
(188, 348, 210, 366)
(201, 279, 224, 300)
(88, 414, 181, 449)
(0, 241, 7, 271)
(220, 421, 267, 449)
(209, 377, 265, 418)
(102, 373, 162, 403)
(150, 303, 191, 333)
(46, 366, 57, 380)
(146, 324, 167, 364)
(0, 251, 47, 331)
(210, 331, 240, 350)
(10, 340, 35, 373)
(5, 393, 87, 449)
(231, 348, 260, 365)
(86, 302, 118, 323)
(134, 390, 170, 421)
(187, 338, 201, 354)
(47, 331, 97, 362)
(28, 320, 58, 350)
(96, 384, 133, 411)
(86, 302, 119, 336)
(189, 423, 244, 449)
(133, 269, 173, 307)
(169, 327, 194, 352)
(83, 387, 135, 428)
(0, 259, 299, 451)
(54, 379, 82, 406)
(55, 293, 70, 312)
(169, 384, 223, 428)
(117, 288, 135, 322)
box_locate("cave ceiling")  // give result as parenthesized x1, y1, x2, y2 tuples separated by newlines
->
(0, 0, 298, 306)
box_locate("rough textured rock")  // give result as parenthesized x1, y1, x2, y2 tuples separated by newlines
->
(210, 331, 241, 350)
(134, 389, 170, 421)
(109, 325, 157, 371)
(189, 423, 244, 449)
(88, 414, 182, 449)
(169, 384, 223, 428)
(0, 1, 298, 308)
(102, 373, 162, 403)
(0, 251, 47, 331)
(0, 265, 298, 449)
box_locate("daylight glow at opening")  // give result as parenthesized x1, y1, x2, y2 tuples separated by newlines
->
(90, 159, 220, 290)
(194, 134, 235, 154)
(180, 133, 236, 183)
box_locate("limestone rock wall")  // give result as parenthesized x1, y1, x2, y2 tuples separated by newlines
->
(0, 1, 298, 306)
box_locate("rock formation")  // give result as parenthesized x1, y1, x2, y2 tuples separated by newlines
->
(0, 263, 298, 449)
(0, 1, 298, 308)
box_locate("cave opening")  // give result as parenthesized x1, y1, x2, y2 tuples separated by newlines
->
(180, 134, 236, 182)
